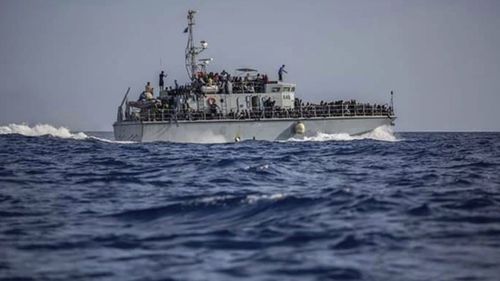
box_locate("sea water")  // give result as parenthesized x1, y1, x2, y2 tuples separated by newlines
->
(1, 124, 499, 280)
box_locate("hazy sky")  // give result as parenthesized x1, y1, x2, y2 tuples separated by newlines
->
(1, 0, 499, 131)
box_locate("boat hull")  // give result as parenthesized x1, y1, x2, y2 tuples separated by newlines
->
(113, 116, 395, 143)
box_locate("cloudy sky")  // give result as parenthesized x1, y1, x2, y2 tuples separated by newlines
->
(0, 0, 499, 131)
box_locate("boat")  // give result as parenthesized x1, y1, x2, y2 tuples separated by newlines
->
(113, 10, 396, 143)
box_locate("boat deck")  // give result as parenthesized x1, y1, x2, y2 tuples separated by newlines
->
(123, 103, 394, 123)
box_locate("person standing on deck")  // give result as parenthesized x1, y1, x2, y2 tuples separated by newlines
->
(278, 65, 287, 81)
(159, 71, 167, 91)
(174, 80, 179, 94)
(145, 82, 153, 94)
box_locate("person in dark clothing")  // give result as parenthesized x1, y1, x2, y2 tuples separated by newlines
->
(138, 91, 147, 101)
(278, 65, 287, 81)
(159, 71, 167, 91)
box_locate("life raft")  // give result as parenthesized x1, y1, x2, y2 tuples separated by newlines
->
(201, 85, 219, 94)
(207, 97, 216, 106)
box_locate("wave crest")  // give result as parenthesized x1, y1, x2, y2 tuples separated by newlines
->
(0, 123, 87, 139)
(289, 125, 398, 142)
(0, 123, 135, 144)
(1, 123, 397, 143)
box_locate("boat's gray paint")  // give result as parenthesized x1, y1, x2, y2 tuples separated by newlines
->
(113, 115, 395, 143)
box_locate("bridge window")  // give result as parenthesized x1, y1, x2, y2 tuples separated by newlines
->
(272, 87, 281, 93)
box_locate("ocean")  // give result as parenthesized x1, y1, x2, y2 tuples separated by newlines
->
(1, 124, 499, 281)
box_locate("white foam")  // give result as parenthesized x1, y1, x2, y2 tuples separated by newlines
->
(197, 195, 236, 204)
(245, 193, 286, 204)
(0, 123, 88, 139)
(0, 123, 135, 144)
(194, 193, 286, 206)
(88, 136, 136, 144)
(288, 125, 398, 142)
(1, 123, 397, 144)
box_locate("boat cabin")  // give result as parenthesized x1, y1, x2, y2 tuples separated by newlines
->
(196, 80, 296, 113)
(157, 67, 296, 114)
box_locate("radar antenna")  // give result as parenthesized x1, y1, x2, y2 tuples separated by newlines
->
(185, 10, 209, 80)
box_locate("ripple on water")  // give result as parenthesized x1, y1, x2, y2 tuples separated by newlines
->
(1, 131, 500, 280)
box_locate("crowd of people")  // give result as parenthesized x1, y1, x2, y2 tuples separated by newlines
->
(180, 70, 273, 95)
(129, 68, 393, 122)
(126, 98, 393, 122)
(139, 66, 287, 101)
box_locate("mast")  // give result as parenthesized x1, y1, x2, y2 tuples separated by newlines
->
(185, 10, 196, 80)
(185, 10, 208, 81)
(390, 90, 394, 113)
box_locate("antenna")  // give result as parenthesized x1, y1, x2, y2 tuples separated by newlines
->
(185, 10, 210, 81)
(390, 90, 394, 114)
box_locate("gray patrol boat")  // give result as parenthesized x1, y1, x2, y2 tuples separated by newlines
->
(113, 10, 396, 143)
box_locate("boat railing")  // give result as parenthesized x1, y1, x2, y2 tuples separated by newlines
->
(125, 103, 394, 122)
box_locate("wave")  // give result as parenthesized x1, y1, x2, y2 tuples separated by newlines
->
(0, 123, 134, 144)
(193, 193, 287, 205)
(0, 123, 87, 139)
(288, 125, 398, 142)
(109, 193, 290, 221)
(87, 136, 135, 144)
(1, 123, 397, 144)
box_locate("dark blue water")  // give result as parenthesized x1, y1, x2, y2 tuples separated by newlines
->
(1, 129, 500, 280)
